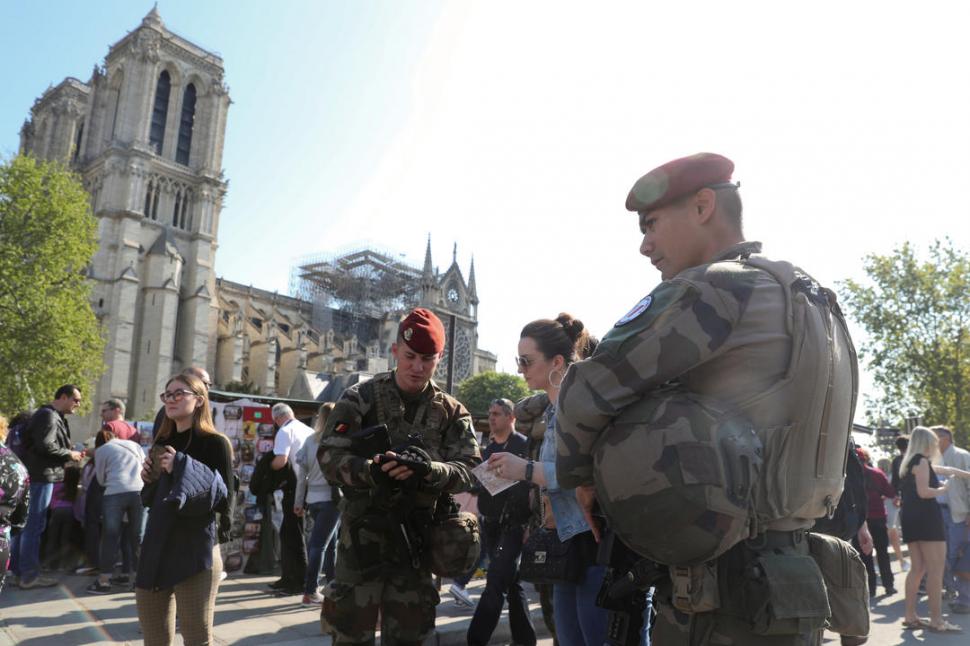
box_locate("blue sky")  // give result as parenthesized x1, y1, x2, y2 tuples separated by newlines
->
(4, 1, 970, 422)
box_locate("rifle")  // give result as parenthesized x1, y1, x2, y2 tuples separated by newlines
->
(597, 531, 665, 645)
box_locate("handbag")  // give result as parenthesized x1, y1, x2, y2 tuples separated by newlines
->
(518, 527, 584, 585)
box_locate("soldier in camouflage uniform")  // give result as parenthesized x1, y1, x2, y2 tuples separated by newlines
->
(318, 308, 481, 645)
(556, 153, 858, 646)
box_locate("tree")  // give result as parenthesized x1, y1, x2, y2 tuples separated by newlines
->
(0, 155, 104, 415)
(456, 371, 532, 416)
(840, 239, 969, 444)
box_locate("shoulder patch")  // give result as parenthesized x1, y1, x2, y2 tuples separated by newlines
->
(334, 423, 349, 434)
(615, 295, 652, 327)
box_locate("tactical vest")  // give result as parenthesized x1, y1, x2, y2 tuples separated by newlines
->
(737, 255, 858, 531)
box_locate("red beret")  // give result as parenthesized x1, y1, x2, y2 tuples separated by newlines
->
(398, 308, 446, 354)
(625, 152, 735, 213)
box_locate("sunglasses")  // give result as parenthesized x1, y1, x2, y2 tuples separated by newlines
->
(515, 355, 540, 369)
(159, 389, 198, 403)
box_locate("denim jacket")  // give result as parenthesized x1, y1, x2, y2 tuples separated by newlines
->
(540, 405, 592, 542)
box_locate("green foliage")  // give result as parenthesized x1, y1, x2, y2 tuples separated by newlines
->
(840, 239, 970, 444)
(0, 155, 104, 415)
(456, 371, 532, 416)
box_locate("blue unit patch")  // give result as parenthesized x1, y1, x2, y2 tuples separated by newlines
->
(615, 295, 652, 327)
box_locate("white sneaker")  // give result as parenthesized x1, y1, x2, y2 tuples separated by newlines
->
(449, 583, 473, 607)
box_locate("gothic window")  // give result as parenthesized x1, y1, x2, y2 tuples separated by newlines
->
(176, 83, 196, 166)
(149, 71, 171, 154)
(173, 190, 182, 227)
(143, 180, 160, 220)
(72, 122, 84, 163)
(181, 191, 192, 230)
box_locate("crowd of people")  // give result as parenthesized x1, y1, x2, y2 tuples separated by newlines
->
(3, 152, 970, 646)
(0, 371, 344, 645)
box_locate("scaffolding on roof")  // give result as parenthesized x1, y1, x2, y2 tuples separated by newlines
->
(289, 246, 423, 330)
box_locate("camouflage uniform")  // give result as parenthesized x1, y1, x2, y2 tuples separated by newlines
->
(319, 371, 481, 645)
(557, 241, 834, 646)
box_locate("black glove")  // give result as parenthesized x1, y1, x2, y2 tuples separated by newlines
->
(369, 457, 400, 490)
(392, 445, 433, 482)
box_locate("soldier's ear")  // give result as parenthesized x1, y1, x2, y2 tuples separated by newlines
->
(694, 188, 717, 224)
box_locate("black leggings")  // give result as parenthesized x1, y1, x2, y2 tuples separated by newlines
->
(854, 517, 894, 594)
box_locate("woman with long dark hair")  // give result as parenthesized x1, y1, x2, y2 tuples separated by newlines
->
(488, 313, 607, 645)
(136, 373, 232, 645)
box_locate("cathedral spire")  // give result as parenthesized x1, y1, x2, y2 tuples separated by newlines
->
(452, 242, 457, 264)
(422, 234, 434, 280)
(142, 3, 164, 28)
(468, 256, 478, 304)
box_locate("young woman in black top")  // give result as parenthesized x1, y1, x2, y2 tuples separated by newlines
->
(900, 426, 970, 633)
(136, 373, 233, 646)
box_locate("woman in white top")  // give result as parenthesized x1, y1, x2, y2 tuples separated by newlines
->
(294, 402, 340, 608)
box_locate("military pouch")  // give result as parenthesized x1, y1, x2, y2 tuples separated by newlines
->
(807, 532, 870, 637)
(671, 561, 720, 614)
(741, 551, 830, 636)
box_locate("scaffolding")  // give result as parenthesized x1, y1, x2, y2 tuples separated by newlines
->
(289, 246, 424, 338)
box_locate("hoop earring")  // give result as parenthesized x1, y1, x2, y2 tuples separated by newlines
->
(548, 368, 564, 388)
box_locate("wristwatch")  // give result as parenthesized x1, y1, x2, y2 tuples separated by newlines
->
(525, 459, 534, 482)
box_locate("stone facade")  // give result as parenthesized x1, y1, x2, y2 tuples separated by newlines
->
(18, 9, 495, 434)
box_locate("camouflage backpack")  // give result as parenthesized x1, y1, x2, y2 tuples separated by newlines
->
(736, 255, 858, 528)
(594, 388, 763, 565)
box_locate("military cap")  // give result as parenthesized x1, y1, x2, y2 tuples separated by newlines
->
(625, 152, 735, 213)
(399, 307, 446, 354)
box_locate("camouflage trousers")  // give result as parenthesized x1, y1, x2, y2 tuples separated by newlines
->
(321, 526, 439, 645)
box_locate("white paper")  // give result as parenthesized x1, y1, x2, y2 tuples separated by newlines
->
(471, 462, 519, 496)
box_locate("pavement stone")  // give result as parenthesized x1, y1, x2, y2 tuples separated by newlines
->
(5, 557, 968, 644)
(0, 572, 549, 645)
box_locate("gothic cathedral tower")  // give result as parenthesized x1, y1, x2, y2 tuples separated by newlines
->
(20, 8, 230, 420)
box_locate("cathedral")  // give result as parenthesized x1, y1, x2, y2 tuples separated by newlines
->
(18, 9, 494, 429)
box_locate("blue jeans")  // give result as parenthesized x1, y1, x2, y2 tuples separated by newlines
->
(100, 491, 144, 575)
(15, 481, 54, 581)
(944, 515, 970, 603)
(304, 501, 339, 595)
(553, 564, 609, 645)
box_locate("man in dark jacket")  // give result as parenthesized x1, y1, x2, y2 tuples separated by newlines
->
(14, 384, 83, 588)
(466, 398, 536, 646)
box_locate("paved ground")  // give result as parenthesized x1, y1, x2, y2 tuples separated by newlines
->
(0, 572, 547, 645)
(2, 558, 968, 644)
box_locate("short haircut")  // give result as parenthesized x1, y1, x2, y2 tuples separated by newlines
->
(931, 425, 953, 441)
(55, 384, 80, 400)
(895, 435, 909, 452)
(489, 398, 514, 416)
(102, 398, 125, 416)
(715, 186, 743, 233)
(271, 403, 294, 420)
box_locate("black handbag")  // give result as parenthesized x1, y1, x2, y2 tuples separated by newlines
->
(518, 527, 584, 585)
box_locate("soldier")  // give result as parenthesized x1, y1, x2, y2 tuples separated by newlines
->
(556, 153, 859, 645)
(318, 307, 481, 645)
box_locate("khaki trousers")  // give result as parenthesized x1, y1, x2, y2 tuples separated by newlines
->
(136, 547, 223, 646)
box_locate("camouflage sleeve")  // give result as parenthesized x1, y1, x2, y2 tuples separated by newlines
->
(318, 384, 376, 489)
(426, 401, 481, 493)
(556, 278, 738, 488)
